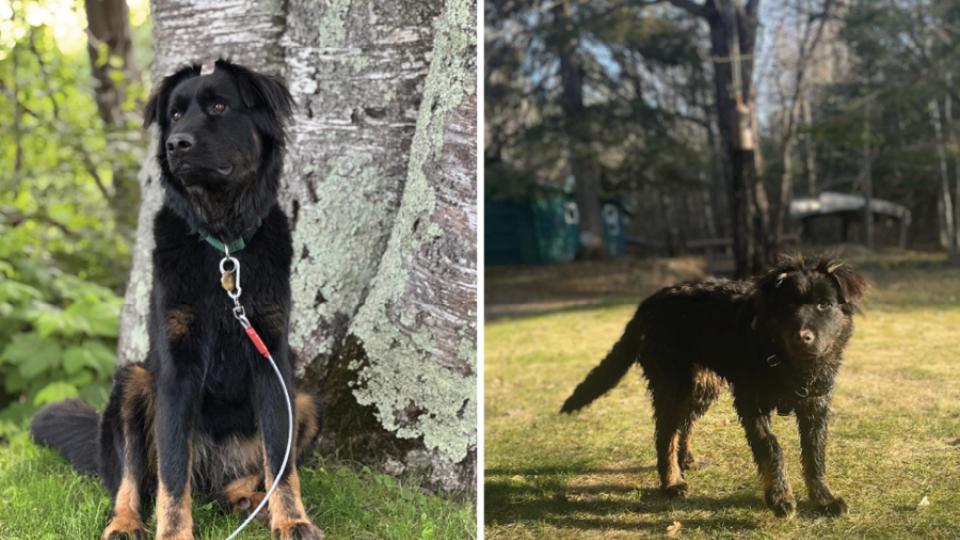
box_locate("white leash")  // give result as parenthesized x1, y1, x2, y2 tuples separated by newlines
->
(219, 249, 294, 540)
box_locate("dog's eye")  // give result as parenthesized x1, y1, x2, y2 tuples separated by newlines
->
(171, 111, 182, 122)
(211, 103, 227, 114)
(816, 303, 831, 311)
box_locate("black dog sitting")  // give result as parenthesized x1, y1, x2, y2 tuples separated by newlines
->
(562, 255, 869, 518)
(31, 60, 323, 540)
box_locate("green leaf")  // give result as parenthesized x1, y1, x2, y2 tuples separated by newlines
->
(2, 370, 27, 393)
(66, 299, 119, 337)
(33, 381, 79, 405)
(63, 340, 115, 376)
(1, 333, 61, 382)
(69, 370, 94, 387)
(0, 280, 42, 304)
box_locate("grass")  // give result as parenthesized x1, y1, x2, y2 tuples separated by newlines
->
(0, 426, 474, 539)
(485, 250, 960, 539)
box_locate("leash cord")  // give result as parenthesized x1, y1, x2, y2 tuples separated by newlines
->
(220, 251, 294, 540)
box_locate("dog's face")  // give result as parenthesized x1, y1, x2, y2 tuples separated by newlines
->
(754, 258, 869, 362)
(144, 59, 292, 192)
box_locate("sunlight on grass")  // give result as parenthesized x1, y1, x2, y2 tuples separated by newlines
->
(485, 253, 960, 539)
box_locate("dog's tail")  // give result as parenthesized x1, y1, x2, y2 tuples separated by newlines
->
(561, 306, 645, 413)
(30, 399, 100, 475)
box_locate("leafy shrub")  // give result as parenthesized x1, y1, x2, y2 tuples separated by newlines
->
(0, 257, 120, 420)
(0, 1, 153, 420)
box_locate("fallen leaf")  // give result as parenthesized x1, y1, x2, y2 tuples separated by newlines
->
(917, 496, 930, 510)
(666, 521, 683, 537)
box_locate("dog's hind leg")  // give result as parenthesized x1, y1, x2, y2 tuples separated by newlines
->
(99, 365, 156, 540)
(218, 392, 321, 526)
(652, 385, 689, 498)
(678, 369, 723, 472)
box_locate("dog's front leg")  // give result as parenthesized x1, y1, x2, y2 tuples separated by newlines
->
(155, 369, 196, 540)
(740, 414, 796, 518)
(253, 355, 323, 540)
(796, 398, 848, 516)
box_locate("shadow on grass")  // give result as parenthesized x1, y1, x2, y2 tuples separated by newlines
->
(485, 475, 764, 533)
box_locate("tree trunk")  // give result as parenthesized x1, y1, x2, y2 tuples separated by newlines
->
(119, 0, 476, 495)
(556, 0, 605, 259)
(84, 0, 138, 127)
(671, 0, 764, 277)
(862, 99, 874, 249)
(801, 95, 817, 195)
(775, 130, 795, 242)
(703, 93, 728, 238)
(945, 77, 960, 259)
(929, 97, 955, 253)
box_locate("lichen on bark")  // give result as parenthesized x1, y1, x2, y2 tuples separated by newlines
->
(347, 0, 477, 468)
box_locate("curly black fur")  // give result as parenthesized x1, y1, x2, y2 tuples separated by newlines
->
(562, 255, 869, 518)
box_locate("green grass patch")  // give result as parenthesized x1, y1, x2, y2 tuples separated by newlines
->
(485, 252, 960, 539)
(0, 427, 474, 539)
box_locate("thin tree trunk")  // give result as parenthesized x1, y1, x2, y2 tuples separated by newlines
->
(776, 131, 795, 240)
(702, 87, 727, 238)
(84, 0, 138, 127)
(671, 0, 763, 277)
(121, 0, 476, 494)
(556, 0, 605, 259)
(929, 97, 955, 253)
(946, 75, 960, 259)
(801, 95, 817, 195)
(863, 99, 874, 249)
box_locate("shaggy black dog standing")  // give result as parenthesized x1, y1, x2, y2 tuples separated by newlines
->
(31, 60, 324, 540)
(561, 256, 869, 518)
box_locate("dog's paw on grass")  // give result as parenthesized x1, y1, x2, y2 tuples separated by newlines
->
(813, 496, 849, 516)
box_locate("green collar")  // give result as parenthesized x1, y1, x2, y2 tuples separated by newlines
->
(197, 218, 262, 253)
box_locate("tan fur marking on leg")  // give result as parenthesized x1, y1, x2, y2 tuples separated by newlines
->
(265, 465, 307, 523)
(295, 393, 320, 454)
(165, 306, 193, 341)
(665, 432, 682, 485)
(156, 478, 193, 540)
(222, 474, 269, 522)
(692, 368, 725, 398)
(260, 303, 287, 336)
(101, 475, 144, 540)
(263, 447, 322, 538)
(681, 427, 694, 459)
(120, 366, 155, 423)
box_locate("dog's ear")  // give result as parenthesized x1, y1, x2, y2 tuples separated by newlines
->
(820, 259, 870, 309)
(751, 267, 793, 320)
(143, 64, 201, 128)
(214, 59, 293, 122)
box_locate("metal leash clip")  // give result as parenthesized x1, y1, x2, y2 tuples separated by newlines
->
(219, 247, 250, 328)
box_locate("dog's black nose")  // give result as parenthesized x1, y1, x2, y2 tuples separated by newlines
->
(166, 133, 195, 154)
(799, 329, 815, 345)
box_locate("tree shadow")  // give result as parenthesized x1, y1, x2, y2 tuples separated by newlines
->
(485, 460, 769, 534)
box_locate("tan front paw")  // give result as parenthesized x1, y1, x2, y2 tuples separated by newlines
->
(101, 516, 146, 540)
(271, 518, 324, 540)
